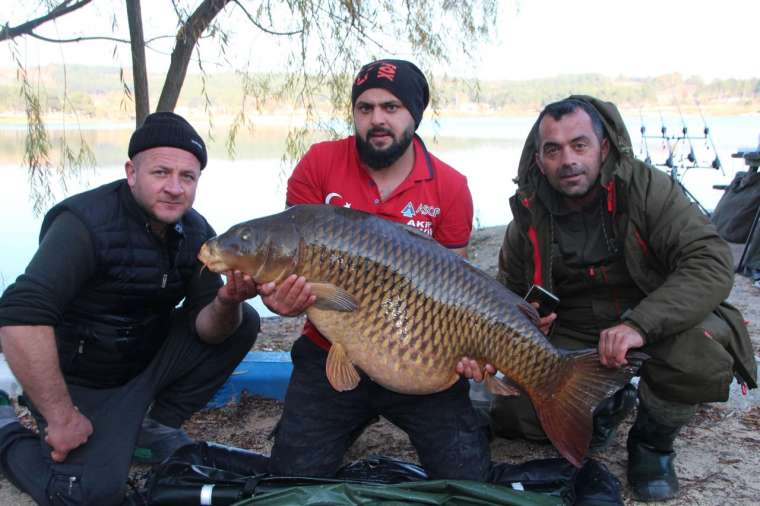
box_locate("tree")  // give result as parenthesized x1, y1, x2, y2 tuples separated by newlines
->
(3, 0, 498, 213)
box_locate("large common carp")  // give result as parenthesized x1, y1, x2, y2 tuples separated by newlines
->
(198, 204, 645, 467)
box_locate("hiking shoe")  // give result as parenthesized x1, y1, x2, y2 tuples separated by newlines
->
(133, 418, 193, 465)
(627, 440, 679, 501)
(626, 403, 683, 502)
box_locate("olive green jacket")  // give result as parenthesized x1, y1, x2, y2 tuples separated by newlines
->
(498, 95, 757, 388)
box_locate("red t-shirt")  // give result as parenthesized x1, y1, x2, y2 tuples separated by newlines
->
(286, 135, 474, 349)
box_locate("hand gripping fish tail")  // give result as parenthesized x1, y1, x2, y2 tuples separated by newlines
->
(535, 349, 648, 467)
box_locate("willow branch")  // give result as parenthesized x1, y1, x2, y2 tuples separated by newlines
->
(0, 0, 93, 42)
(232, 0, 303, 36)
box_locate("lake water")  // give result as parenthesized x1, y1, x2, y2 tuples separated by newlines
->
(1, 113, 758, 317)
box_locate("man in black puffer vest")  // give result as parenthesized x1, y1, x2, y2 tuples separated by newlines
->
(0, 112, 261, 505)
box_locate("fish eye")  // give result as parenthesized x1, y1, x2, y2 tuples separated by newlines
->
(240, 232, 250, 241)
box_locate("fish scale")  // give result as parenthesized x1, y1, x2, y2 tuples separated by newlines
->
(198, 204, 647, 467)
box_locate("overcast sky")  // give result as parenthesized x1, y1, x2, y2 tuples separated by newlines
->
(3, 0, 758, 81)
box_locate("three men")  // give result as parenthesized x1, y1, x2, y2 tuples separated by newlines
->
(1, 70, 754, 506)
(464, 96, 756, 501)
(0, 112, 260, 505)
(259, 59, 492, 481)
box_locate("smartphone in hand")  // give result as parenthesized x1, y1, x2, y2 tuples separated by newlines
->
(524, 285, 559, 317)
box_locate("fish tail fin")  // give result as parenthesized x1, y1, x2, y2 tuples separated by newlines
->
(532, 349, 647, 468)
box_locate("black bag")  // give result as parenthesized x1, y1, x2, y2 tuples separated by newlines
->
(737, 205, 760, 282)
(136, 442, 622, 505)
(711, 170, 760, 243)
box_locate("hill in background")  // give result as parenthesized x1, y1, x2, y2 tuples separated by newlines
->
(0, 65, 758, 122)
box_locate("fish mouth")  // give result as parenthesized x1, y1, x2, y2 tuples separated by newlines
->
(201, 259, 231, 273)
(197, 243, 231, 273)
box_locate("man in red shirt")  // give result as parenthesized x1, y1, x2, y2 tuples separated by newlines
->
(260, 59, 490, 481)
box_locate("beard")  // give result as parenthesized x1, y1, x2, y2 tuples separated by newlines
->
(356, 125, 415, 170)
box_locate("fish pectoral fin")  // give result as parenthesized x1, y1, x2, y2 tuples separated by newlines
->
(485, 373, 521, 396)
(311, 283, 359, 312)
(326, 342, 361, 391)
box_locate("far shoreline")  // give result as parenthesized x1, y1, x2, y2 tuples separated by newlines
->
(0, 103, 758, 130)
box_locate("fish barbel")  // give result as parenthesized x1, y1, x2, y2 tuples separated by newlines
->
(198, 204, 645, 467)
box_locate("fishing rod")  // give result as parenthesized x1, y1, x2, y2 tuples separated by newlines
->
(638, 106, 718, 216)
(640, 109, 677, 169)
(676, 102, 698, 167)
(638, 109, 652, 165)
(660, 110, 675, 169)
(695, 98, 724, 175)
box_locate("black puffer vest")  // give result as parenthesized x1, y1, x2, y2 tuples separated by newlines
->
(40, 180, 214, 387)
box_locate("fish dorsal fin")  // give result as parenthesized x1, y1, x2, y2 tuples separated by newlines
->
(485, 373, 521, 397)
(403, 224, 439, 243)
(326, 342, 360, 391)
(311, 283, 359, 312)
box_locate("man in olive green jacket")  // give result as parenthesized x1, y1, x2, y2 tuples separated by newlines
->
(464, 96, 756, 502)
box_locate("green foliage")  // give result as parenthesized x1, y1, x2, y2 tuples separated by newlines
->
(3, 41, 99, 214)
(10, 40, 53, 215)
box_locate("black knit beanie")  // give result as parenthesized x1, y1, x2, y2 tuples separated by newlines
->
(351, 59, 430, 129)
(128, 112, 207, 169)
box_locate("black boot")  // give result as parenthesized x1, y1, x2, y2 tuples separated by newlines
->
(626, 404, 682, 502)
(590, 383, 638, 450)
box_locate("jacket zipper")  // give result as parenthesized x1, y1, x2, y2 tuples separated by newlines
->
(149, 224, 172, 290)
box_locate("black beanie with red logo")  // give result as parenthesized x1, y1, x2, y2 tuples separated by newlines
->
(351, 59, 430, 129)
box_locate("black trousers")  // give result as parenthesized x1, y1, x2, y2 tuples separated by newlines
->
(269, 336, 491, 481)
(0, 304, 259, 506)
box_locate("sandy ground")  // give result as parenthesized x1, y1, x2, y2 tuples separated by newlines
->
(2, 226, 758, 505)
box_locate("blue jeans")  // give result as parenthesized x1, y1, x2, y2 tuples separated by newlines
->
(269, 336, 491, 481)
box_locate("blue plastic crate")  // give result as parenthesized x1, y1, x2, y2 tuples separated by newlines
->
(206, 351, 293, 408)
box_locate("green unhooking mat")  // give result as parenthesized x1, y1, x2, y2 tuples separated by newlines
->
(232, 480, 562, 506)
